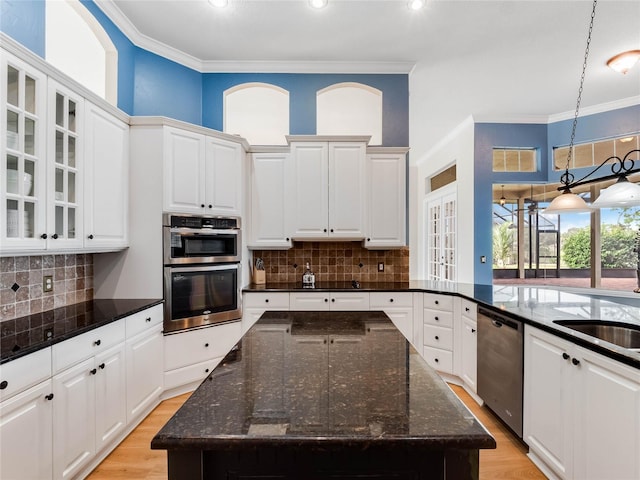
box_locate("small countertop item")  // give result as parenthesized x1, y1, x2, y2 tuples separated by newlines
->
(152, 310, 495, 479)
(0, 298, 163, 364)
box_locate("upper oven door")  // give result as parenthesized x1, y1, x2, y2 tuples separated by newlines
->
(164, 227, 241, 265)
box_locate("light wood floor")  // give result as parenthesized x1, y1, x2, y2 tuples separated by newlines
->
(86, 386, 546, 480)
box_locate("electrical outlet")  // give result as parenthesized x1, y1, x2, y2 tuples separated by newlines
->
(43, 275, 53, 292)
(378, 262, 384, 272)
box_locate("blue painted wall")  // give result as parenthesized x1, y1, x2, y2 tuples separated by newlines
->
(1, 0, 45, 57)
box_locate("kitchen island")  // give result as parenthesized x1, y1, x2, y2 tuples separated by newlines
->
(151, 311, 495, 480)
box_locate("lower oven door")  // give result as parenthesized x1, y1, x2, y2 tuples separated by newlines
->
(164, 263, 242, 333)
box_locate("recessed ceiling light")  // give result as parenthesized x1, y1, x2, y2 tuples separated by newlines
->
(309, 0, 328, 9)
(606, 50, 640, 74)
(408, 0, 426, 10)
(208, 0, 228, 7)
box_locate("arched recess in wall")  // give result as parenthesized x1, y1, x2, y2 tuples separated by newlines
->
(224, 83, 289, 145)
(317, 83, 382, 145)
(45, 0, 118, 104)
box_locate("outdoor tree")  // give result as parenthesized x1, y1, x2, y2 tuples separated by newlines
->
(561, 224, 637, 268)
(562, 227, 591, 268)
(492, 222, 514, 268)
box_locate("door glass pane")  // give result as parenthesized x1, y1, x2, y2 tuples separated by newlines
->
(7, 200, 18, 238)
(68, 136, 75, 167)
(7, 66, 19, 106)
(68, 171, 76, 203)
(56, 93, 64, 127)
(56, 130, 64, 163)
(6, 155, 18, 194)
(24, 160, 35, 196)
(24, 117, 35, 155)
(68, 100, 76, 132)
(6, 110, 19, 150)
(25, 75, 36, 114)
(55, 168, 64, 201)
(68, 208, 75, 239)
(55, 205, 64, 236)
(24, 202, 34, 238)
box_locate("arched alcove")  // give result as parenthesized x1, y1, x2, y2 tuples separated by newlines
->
(45, 0, 118, 104)
(224, 83, 289, 145)
(317, 82, 382, 145)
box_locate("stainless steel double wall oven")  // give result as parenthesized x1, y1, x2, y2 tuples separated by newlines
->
(163, 214, 242, 334)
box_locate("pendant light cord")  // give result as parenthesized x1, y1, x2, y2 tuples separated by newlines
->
(561, 0, 598, 189)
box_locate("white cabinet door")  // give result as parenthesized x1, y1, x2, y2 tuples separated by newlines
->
(290, 292, 331, 311)
(364, 152, 406, 248)
(52, 357, 96, 480)
(204, 137, 242, 215)
(459, 316, 477, 393)
(94, 342, 126, 453)
(573, 346, 640, 480)
(328, 142, 366, 238)
(83, 101, 128, 249)
(163, 127, 205, 213)
(0, 380, 53, 480)
(290, 142, 329, 238)
(1, 52, 48, 252)
(248, 153, 292, 248)
(47, 79, 84, 250)
(126, 323, 163, 422)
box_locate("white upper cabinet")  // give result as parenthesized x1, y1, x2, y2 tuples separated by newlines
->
(248, 152, 292, 249)
(84, 101, 129, 249)
(289, 139, 366, 240)
(364, 151, 406, 248)
(163, 127, 244, 215)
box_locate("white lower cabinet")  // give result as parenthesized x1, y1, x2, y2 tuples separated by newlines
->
(524, 325, 640, 480)
(289, 291, 370, 311)
(241, 292, 290, 333)
(458, 299, 477, 394)
(94, 343, 127, 453)
(0, 379, 54, 480)
(369, 292, 413, 343)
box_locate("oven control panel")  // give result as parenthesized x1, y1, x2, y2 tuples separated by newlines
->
(167, 215, 240, 230)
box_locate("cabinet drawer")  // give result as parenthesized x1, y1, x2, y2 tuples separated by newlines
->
(422, 346, 453, 374)
(290, 292, 330, 311)
(125, 304, 163, 339)
(53, 321, 125, 373)
(423, 293, 454, 311)
(164, 322, 241, 371)
(461, 298, 477, 320)
(164, 357, 223, 391)
(423, 324, 453, 350)
(370, 292, 413, 308)
(329, 292, 369, 310)
(423, 308, 453, 328)
(243, 292, 290, 309)
(0, 347, 52, 402)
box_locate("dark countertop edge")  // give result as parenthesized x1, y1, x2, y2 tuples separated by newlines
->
(0, 299, 164, 365)
(151, 434, 496, 451)
(243, 283, 640, 370)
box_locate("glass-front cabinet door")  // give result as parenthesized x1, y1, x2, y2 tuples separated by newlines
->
(1, 52, 47, 250)
(47, 80, 83, 249)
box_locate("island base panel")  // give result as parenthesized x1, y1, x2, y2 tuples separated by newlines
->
(166, 447, 479, 480)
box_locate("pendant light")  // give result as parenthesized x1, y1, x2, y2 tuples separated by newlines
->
(499, 185, 506, 206)
(543, 0, 597, 215)
(591, 166, 640, 208)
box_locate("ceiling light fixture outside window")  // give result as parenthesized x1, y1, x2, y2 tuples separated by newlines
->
(309, 0, 328, 9)
(408, 0, 426, 10)
(606, 50, 640, 74)
(499, 185, 506, 206)
(208, 0, 228, 7)
(544, 0, 640, 214)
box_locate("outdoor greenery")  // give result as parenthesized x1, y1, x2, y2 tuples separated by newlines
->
(562, 224, 637, 268)
(492, 222, 515, 268)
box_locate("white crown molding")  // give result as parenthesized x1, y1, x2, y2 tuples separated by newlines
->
(94, 0, 414, 74)
(547, 95, 640, 123)
(472, 114, 549, 124)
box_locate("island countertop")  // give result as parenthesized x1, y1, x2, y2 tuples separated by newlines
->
(151, 310, 495, 452)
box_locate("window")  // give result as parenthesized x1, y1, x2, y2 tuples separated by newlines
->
(224, 83, 289, 145)
(553, 134, 640, 170)
(492, 148, 537, 172)
(316, 83, 382, 145)
(45, 0, 117, 104)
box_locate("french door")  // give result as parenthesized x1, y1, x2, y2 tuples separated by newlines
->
(425, 184, 457, 281)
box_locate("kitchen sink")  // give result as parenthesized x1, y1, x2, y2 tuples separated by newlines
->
(553, 320, 640, 350)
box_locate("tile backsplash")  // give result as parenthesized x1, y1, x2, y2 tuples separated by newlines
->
(251, 242, 409, 283)
(0, 254, 93, 321)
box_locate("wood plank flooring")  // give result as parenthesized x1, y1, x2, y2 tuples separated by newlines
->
(86, 385, 546, 480)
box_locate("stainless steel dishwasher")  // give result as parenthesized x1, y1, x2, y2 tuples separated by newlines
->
(477, 307, 524, 438)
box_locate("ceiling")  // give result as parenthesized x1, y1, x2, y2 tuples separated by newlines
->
(99, 0, 640, 149)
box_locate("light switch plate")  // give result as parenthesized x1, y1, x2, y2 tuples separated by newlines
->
(378, 262, 384, 272)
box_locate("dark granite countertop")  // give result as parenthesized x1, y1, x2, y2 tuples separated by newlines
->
(151, 311, 496, 452)
(0, 298, 163, 364)
(244, 281, 640, 369)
